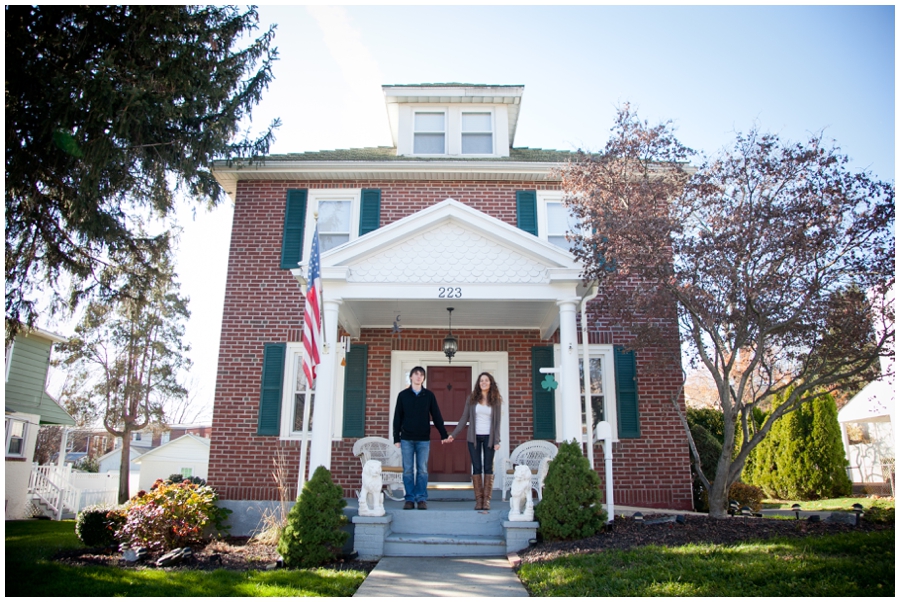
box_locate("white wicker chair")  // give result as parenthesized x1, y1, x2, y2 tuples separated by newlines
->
(352, 437, 405, 501)
(502, 440, 558, 501)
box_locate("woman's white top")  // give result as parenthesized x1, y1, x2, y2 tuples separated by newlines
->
(475, 403, 492, 436)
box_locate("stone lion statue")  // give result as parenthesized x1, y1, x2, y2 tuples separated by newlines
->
(508, 464, 535, 521)
(357, 459, 385, 517)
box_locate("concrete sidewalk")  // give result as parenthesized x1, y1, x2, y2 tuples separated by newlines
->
(353, 556, 529, 597)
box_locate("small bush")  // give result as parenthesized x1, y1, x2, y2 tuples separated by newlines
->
(278, 466, 348, 568)
(72, 456, 99, 473)
(166, 474, 207, 486)
(688, 422, 723, 513)
(535, 440, 607, 541)
(115, 479, 231, 552)
(729, 482, 764, 512)
(75, 504, 123, 547)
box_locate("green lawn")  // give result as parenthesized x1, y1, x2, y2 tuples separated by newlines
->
(762, 496, 894, 512)
(5, 520, 367, 597)
(518, 530, 895, 597)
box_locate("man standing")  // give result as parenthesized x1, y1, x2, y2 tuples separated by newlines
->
(393, 366, 448, 510)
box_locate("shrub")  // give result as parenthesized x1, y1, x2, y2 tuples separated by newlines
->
(115, 479, 231, 552)
(687, 422, 723, 513)
(72, 456, 99, 473)
(278, 466, 348, 568)
(75, 504, 123, 547)
(729, 482, 764, 512)
(166, 474, 207, 487)
(535, 440, 607, 541)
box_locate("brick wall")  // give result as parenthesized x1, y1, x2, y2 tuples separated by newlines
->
(208, 178, 694, 510)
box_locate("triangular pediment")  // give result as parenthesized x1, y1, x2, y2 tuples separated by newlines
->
(322, 199, 581, 285)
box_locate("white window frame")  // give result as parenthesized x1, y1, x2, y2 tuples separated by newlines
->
(5, 417, 28, 458)
(460, 110, 495, 156)
(412, 109, 448, 155)
(180, 467, 193, 478)
(553, 344, 619, 443)
(280, 343, 315, 440)
(303, 189, 362, 260)
(538, 191, 584, 252)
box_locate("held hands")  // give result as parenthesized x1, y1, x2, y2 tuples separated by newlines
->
(443, 435, 454, 444)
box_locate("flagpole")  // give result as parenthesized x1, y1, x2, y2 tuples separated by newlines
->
(297, 213, 322, 497)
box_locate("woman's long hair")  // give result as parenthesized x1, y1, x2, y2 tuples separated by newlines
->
(469, 372, 502, 407)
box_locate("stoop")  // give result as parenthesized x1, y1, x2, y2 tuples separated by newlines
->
(349, 486, 537, 559)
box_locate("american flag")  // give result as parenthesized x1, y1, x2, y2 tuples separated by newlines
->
(302, 225, 322, 387)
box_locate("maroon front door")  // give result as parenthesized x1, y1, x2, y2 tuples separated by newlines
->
(427, 365, 472, 481)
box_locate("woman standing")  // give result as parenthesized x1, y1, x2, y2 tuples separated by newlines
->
(447, 372, 502, 510)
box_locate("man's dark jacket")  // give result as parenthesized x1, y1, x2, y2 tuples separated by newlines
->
(393, 386, 448, 443)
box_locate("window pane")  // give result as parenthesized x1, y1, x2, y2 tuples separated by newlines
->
(415, 112, 444, 131)
(9, 420, 24, 437)
(462, 112, 491, 132)
(318, 200, 350, 232)
(579, 358, 605, 432)
(319, 234, 350, 251)
(547, 202, 581, 251)
(414, 133, 445, 154)
(8, 437, 23, 455)
(462, 133, 493, 154)
(294, 355, 306, 392)
(293, 393, 315, 431)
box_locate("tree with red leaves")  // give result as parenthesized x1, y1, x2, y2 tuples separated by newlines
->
(561, 106, 894, 518)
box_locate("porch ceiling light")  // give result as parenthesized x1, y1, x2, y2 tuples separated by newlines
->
(443, 307, 458, 363)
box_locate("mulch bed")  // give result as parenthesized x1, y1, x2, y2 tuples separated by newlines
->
(520, 513, 895, 564)
(53, 537, 377, 573)
(53, 513, 894, 572)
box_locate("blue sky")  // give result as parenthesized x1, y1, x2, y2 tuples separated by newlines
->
(161, 5, 894, 419)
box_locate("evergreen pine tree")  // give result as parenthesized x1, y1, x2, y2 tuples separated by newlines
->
(535, 440, 606, 541)
(277, 466, 348, 568)
(796, 392, 853, 499)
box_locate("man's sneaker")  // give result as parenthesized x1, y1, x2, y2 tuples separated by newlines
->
(417, 501, 428, 510)
(403, 501, 415, 510)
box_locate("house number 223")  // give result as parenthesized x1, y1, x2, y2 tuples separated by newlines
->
(438, 287, 462, 298)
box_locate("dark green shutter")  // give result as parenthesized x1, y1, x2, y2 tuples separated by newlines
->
(531, 346, 556, 439)
(342, 344, 368, 437)
(280, 189, 308, 269)
(257, 343, 286, 436)
(516, 190, 538, 235)
(614, 346, 640, 438)
(359, 189, 381, 236)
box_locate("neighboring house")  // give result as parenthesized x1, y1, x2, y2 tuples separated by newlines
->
(97, 445, 146, 475)
(207, 83, 694, 527)
(5, 327, 76, 519)
(133, 433, 211, 492)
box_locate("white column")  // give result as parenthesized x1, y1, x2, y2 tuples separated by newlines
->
(557, 298, 582, 443)
(308, 298, 342, 478)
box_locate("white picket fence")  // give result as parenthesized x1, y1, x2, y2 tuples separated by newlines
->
(28, 465, 138, 519)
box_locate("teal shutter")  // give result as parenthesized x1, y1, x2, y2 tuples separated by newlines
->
(614, 346, 640, 438)
(359, 189, 381, 236)
(531, 346, 556, 439)
(280, 189, 308, 269)
(516, 191, 538, 235)
(257, 343, 286, 436)
(342, 344, 368, 437)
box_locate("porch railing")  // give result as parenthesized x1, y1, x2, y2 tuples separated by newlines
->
(28, 465, 119, 519)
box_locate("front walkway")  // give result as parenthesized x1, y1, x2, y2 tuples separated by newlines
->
(353, 556, 529, 597)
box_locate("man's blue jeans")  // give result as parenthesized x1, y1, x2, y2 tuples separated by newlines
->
(400, 439, 431, 502)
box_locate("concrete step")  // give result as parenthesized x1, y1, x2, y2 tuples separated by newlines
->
(383, 532, 507, 557)
(389, 506, 505, 536)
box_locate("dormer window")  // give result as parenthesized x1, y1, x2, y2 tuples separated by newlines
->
(413, 111, 446, 154)
(461, 112, 493, 154)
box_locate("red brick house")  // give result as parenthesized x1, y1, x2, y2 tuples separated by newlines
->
(208, 84, 693, 529)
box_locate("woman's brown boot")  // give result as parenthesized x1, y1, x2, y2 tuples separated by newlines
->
(472, 474, 484, 510)
(482, 474, 494, 510)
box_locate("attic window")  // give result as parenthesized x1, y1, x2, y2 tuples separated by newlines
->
(413, 112, 445, 154)
(461, 112, 493, 154)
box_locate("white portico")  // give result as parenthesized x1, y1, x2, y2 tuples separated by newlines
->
(292, 198, 596, 477)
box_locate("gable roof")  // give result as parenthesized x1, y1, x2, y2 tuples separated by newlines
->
(5, 329, 74, 425)
(132, 433, 211, 464)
